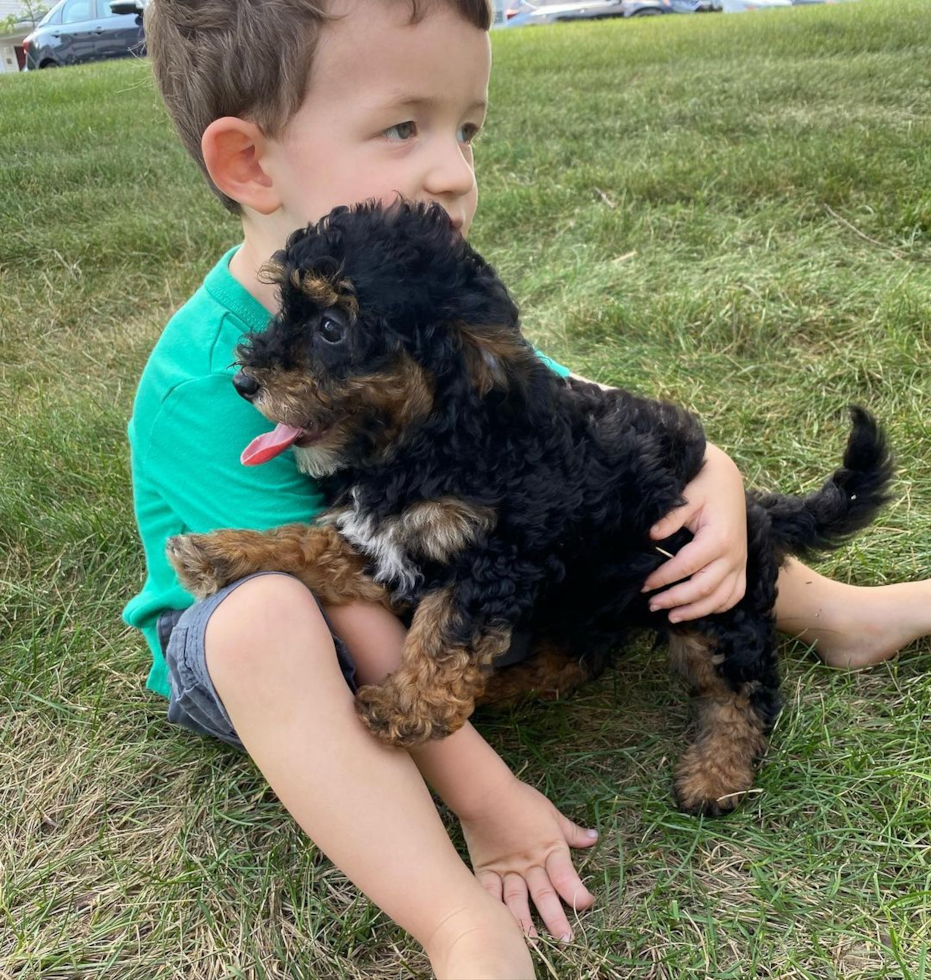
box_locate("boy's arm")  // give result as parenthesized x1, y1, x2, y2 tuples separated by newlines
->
(331, 602, 596, 940)
(567, 372, 748, 621)
(411, 721, 597, 941)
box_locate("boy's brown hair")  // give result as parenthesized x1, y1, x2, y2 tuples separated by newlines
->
(146, 0, 492, 213)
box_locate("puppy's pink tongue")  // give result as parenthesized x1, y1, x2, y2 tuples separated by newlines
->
(241, 423, 304, 466)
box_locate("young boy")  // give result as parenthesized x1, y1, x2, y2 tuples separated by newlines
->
(123, 1, 931, 977)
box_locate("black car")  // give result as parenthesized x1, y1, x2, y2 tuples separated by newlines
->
(23, 0, 145, 70)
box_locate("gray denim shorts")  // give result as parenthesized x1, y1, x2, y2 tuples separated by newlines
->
(157, 571, 357, 752)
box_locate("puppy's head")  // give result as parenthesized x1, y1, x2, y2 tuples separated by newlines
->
(237, 200, 534, 477)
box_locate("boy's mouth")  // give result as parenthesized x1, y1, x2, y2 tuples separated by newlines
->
(241, 421, 330, 466)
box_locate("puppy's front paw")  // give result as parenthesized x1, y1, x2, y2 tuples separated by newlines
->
(673, 743, 755, 817)
(354, 684, 451, 748)
(166, 533, 238, 599)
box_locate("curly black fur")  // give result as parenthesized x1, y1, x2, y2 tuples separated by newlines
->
(238, 200, 894, 807)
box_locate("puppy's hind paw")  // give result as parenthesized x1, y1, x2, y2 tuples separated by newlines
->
(166, 533, 236, 599)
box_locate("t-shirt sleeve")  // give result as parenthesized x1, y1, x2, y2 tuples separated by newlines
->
(143, 373, 326, 534)
(534, 348, 571, 378)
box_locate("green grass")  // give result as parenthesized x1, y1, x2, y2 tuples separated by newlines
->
(1, 0, 930, 976)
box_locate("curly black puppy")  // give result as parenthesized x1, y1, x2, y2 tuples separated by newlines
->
(168, 200, 893, 816)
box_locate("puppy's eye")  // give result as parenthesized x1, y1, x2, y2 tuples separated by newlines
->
(319, 315, 345, 345)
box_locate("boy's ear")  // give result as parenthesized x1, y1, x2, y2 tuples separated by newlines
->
(201, 117, 281, 215)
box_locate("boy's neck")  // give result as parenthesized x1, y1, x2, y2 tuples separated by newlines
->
(229, 235, 281, 314)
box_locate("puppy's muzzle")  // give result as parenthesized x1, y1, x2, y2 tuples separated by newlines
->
(233, 372, 260, 402)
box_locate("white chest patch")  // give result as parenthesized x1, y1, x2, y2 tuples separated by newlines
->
(322, 494, 496, 599)
(328, 500, 422, 597)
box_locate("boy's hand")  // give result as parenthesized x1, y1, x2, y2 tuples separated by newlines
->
(459, 777, 597, 941)
(642, 443, 747, 622)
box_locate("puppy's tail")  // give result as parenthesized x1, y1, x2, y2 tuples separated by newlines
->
(753, 407, 894, 562)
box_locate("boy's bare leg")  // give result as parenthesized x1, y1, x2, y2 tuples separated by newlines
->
(204, 575, 534, 980)
(776, 558, 931, 668)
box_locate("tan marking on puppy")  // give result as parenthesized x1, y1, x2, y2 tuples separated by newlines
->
(337, 285, 359, 318)
(166, 523, 392, 608)
(668, 631, 768, 816)
(341, 353, 435, 445)
(260, 260, 359, 316)
(290, 270, 339, 307)
(355, 587, 511, 746)
(246, 353, 435, 478)
(458, 323, 536, 396)
(252, 366, 319, 428)
(397, 498, 497, 563)
(301, 353, 434, 475)
(479, 639, 592, 707)
(258, 257, 287, 288)
(323, 498, 495, 596)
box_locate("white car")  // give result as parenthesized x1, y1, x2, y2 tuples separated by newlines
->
(497, 1, 628, 26)
(720, 0, 791, 10)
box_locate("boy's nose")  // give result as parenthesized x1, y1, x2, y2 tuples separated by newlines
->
(423, 139, 475, 203)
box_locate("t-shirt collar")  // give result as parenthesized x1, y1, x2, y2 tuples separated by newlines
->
(204, 245, 275, 334)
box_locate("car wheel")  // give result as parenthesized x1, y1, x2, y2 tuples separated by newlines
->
(39, 59, 59, 68)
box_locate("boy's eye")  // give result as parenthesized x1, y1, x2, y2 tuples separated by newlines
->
(384, 121, 417, 141)
(457, 123, 480, 145)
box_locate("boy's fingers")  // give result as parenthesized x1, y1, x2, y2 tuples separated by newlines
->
(712, 575, 746, 613)
(560, 818, 598, 849)
(526, 865, 572, 940)
(502, 872, 536, 937)
(649, 503, 693, 541)
(477, 869, 503, 903)
(545, 850, 596, 911)
(643, 539, 716, 593)
(667, 580, 738, 623)
(649, 562, 725, 612)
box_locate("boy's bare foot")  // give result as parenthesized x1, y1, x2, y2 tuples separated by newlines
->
(776, 564, 931, 670)
(425, 904, 535, 980)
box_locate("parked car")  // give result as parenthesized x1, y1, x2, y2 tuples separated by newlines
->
(669, 0, 721, 10)
(498, 0, 717, 24)
(504, 0, 577, 17)
(621, 0, 671, 15)
(499, 1, 628, 25)
(621, 0, 721, 14)
(719, 0, 791, 10)
(23, 0, 144, 70)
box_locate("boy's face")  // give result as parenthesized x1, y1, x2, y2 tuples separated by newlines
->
(262, 0, 490, 240)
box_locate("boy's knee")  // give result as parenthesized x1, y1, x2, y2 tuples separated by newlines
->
(205, 573, 334, 677)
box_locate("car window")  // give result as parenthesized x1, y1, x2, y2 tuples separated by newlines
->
(39, 2, 64, 25)
(61, 0, 94, 24)
(96, 0, 122, 16)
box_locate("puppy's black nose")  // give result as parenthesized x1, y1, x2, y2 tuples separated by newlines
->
(233, 372, 260, 401)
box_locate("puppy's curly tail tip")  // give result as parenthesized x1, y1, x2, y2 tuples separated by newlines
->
(757, 406, 894, 561)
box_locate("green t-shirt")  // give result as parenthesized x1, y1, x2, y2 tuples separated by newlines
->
(123, 246, 571, 698)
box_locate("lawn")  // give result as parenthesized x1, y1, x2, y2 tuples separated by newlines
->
(1, 0, 930, 977)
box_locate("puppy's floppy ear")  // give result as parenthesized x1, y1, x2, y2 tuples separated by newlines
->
(456, 323, 538, 397)
(445, 258, 537, 397)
